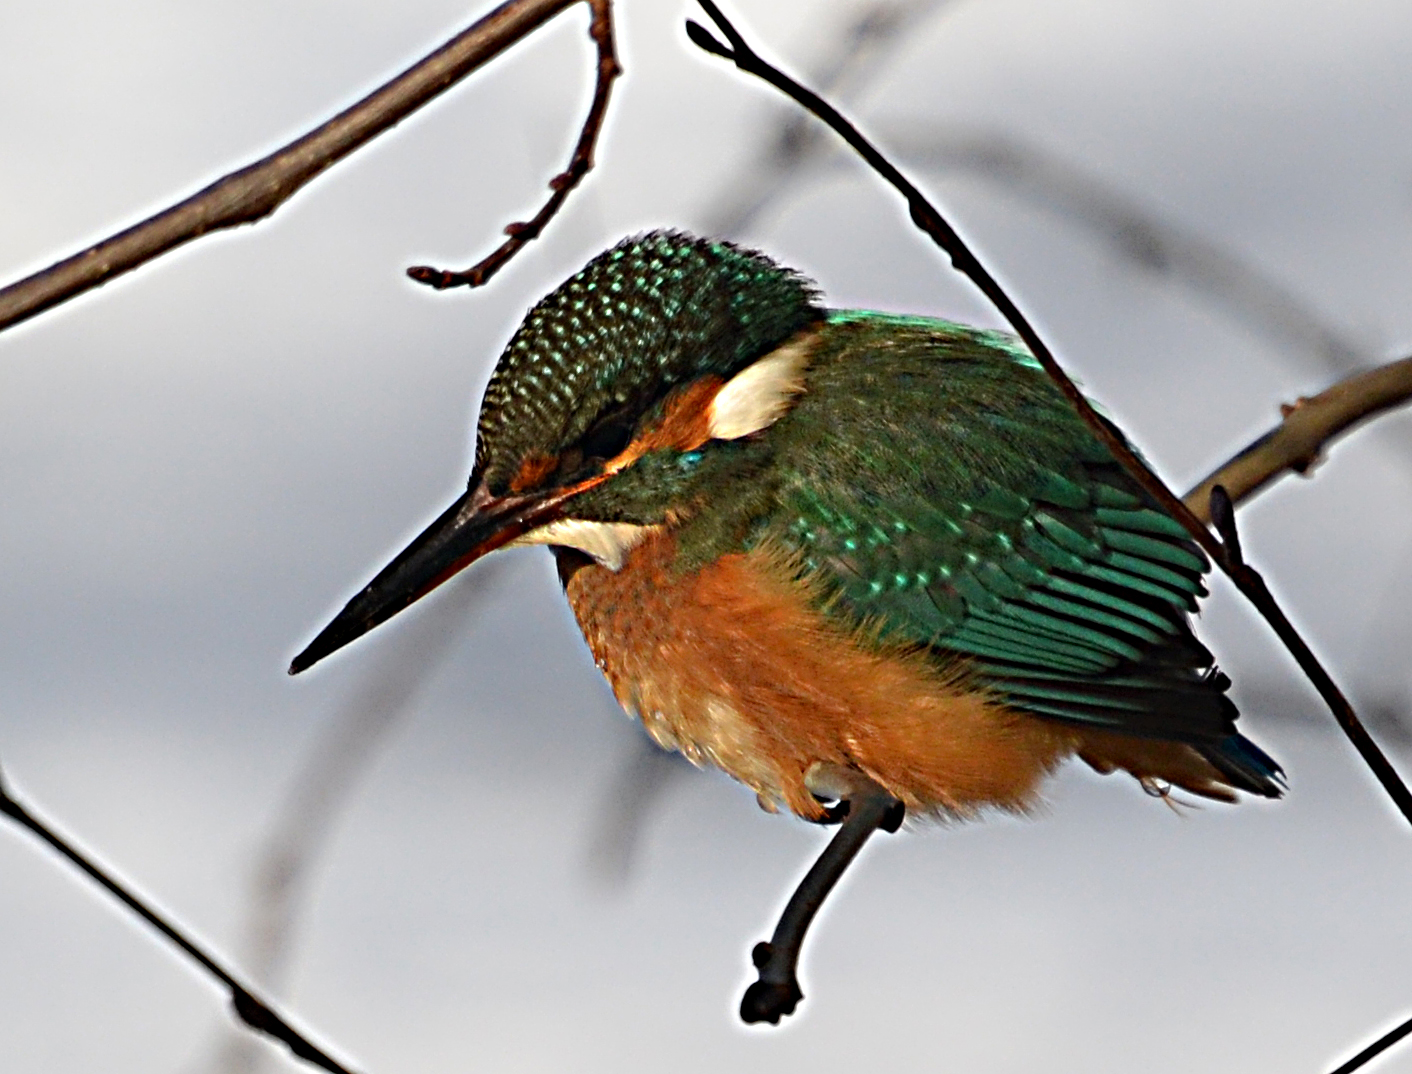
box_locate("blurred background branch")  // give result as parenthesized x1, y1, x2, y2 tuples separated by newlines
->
(705, 0, 958, 235)
(195, 568, 500, 1074)
(706, 3, 1365, 379)
(868, 126, 1369, 376)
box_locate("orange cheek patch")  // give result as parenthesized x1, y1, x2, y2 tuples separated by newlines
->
(639, 376, 724, 453)
(604, 377, 724, 475)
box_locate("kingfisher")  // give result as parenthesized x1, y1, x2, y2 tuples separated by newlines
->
(289, 230, 1282, 1014)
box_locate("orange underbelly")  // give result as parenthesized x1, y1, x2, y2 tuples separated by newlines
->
(564, 531, 1081, 820)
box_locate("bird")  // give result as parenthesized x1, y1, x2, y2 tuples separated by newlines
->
(291, 228, 1281, 815)
(288, 231, 1282, 1019)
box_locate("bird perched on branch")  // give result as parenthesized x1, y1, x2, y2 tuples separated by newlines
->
(290, 231, 1281, 1020)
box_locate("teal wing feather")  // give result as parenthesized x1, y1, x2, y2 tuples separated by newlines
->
(759, 312, 1279, 793)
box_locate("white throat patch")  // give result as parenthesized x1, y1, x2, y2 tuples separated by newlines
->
(707, 331, 814, 440)
(508, 518, 657, 571)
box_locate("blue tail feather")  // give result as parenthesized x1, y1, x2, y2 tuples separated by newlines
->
(1199, 734, 1285, 798)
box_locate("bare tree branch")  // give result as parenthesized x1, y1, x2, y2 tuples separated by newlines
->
(408, 0, 620, 290)
(0, 0, 601, 335)
(688, 0, 1412, 824)
(0, 765, 360, 1074)
(1184, 354, 1412, 520)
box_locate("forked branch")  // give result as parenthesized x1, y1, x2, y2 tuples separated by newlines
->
(0, 0, 610, 335)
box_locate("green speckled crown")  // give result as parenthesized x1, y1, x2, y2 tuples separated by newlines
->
(474, 232, 822, 490)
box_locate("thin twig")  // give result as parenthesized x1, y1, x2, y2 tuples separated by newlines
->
(707, 0, 956, 236)
(0, 764, 361, 1074)
(0, 0, 591, 335)
(408, 0, 620, 290)
(687, 0, 1412, 828)
(1184, 354, 1412, 520)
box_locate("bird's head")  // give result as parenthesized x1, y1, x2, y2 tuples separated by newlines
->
(290, 232, 822, 673)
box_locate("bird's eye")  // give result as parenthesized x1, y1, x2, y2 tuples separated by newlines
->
(575, 403, 638, 462)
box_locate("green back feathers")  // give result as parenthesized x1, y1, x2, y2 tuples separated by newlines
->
(474, 232, 821, 492)
(737, 315, 1248, 748)
(768, 312, 1207, 657)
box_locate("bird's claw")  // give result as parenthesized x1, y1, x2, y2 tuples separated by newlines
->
(810, 798, 851, 825)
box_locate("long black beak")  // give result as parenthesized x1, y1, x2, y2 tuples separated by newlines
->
(288, 481, 575, 675)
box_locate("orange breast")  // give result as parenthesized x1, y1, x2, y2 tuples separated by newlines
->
(564, 531, 1083, 820)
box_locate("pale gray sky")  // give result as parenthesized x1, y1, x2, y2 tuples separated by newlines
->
(2, 2, 1412, 1072)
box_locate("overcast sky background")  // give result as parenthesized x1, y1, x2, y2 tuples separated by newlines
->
(3, 1, 1412, 1071)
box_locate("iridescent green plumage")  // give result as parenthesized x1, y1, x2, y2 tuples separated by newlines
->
(757, 315, 1234, 741)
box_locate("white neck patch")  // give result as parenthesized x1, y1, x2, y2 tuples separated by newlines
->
(707, 331, 814, 440)
(508, 518, 657, 571)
